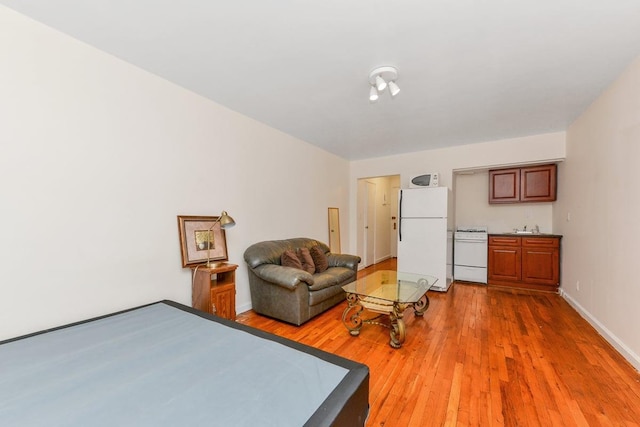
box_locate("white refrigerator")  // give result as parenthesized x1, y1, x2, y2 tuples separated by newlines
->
(397, 187, 453, 292)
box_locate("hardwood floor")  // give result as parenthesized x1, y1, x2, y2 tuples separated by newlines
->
(237, 258, 640, 426)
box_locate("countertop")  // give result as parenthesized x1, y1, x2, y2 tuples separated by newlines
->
(489, 233, 563, 238)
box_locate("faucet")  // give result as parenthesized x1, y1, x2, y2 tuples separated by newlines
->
(534, 224, 540, 234)
(523, 225, 527, 231)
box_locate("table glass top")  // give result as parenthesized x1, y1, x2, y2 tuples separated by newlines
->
(342, 270, 438, 304)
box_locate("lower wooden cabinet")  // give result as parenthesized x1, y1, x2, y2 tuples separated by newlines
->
(488, 236, 521, 282)
(488, 235, 561, 291)
(191, 263, 237, 320)
(521, 237, 559, 286)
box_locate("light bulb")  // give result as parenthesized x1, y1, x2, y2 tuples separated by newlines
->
(375, 75, 387, 91)
(388, 81, 400, 97)
(369, 85, 379, 102)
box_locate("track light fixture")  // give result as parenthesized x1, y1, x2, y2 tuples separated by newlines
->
(368, 66, 400, 102)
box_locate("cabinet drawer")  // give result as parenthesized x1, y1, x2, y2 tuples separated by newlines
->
(522, 237, 559, 248)
(489, 236, 520, 246)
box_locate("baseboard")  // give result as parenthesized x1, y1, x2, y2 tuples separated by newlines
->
(358, 255, 392, 270)
(374, 255, 391, 264)
(560, 289, 640, 371)
(236, 302, 252, 315)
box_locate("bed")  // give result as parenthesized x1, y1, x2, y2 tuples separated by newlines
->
(0, 300, 369, 426)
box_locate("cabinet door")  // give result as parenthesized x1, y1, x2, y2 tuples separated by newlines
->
(520, 164, 557, 202)
(521, 239, 559, 285)
(489, 168, 520, 203)
(488, 246, 521, 282)
(211, 285, 236, 320)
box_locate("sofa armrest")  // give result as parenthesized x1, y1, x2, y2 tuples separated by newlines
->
(327, 253, 361, 271)
(252, 264, 314, 290)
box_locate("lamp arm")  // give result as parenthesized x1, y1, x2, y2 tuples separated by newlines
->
(206, 217, 222, 268)
(208, 217, 222, 231)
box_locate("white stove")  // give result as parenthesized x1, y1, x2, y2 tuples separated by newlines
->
(454, 226, 488, 284)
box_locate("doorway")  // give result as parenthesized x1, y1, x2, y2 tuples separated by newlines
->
(364, 181, 375, 267)
(356, 175, 400, 269)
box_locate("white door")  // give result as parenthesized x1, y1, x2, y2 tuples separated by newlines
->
(364, 181, 376, 267)
(390, 185, 399, 257)
(397, 217, 447, 287)
(400, 187, 448, 218)
(446, 230, 453, 284)
(454, 240, 488, 267)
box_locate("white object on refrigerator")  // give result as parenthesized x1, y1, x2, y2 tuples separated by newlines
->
(397, 187, 453, 292)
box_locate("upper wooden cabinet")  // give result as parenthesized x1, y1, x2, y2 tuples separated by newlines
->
(520, 164, 557, 202)
(489, 164, 557, 204)
(488, 168, 520, 203)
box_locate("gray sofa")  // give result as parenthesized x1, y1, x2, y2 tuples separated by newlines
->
(243, 238, 361, 325)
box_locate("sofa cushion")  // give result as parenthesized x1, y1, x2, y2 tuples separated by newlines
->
(281, 250, 303, 270)
(307, 267, 355, 291)
(297, 247, 316, 274)
(310, 245, 328, 273)
(308, 283, 346, 306)
(307, 271, 339, 291)
(323, 267, 357, 287)
(244, 238, 330, 269)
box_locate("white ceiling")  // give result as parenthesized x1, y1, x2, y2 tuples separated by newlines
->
(3, 1, 640, 160)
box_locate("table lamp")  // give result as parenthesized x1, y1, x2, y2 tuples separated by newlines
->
(206, 210, 236, 268)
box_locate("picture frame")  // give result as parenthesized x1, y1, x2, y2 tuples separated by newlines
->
(177, 215, 228, 267)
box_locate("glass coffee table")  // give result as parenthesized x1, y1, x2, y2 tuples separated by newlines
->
(341, 270, 438, 349)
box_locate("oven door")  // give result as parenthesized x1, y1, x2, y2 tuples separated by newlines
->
(454, 265, 487, 283)
(454, 239, 488, 267)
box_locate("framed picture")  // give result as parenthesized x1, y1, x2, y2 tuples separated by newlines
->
(177, 215, 228, 267)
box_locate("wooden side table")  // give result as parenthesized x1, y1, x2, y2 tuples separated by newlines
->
(191, 263, 238, 320)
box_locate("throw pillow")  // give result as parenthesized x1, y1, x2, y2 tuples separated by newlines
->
(310, 245, 329, 273)
(297, 247, 316, 274)
(281, 249, 303, 270)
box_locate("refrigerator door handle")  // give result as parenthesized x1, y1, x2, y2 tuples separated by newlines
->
(398, 190, 403, 241)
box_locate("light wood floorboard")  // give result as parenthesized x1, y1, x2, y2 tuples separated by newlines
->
(237, 258, 640, 426)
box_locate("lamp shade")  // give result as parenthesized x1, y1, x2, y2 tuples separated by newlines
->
(388, 81, 400, 97)
(375, 75, 387, 91)
(369, 85, 379, 102)
(218, 211, 235, 229)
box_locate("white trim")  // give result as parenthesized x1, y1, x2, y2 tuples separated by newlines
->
(375, 254, 392, 265)
(560, 289, 640, 371)
(236, 302, 252, 315)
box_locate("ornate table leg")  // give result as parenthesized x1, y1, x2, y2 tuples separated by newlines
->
(389, 303, 406, 348)
(389, 318, 406, 348)
(342, 293, 364, 336)
(413, 294, 430, 316)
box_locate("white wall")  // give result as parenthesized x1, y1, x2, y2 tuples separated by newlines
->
(0, 7, 350, 340)
(555, 56, 640, 369)
(455, 171, 554, 234)
(349, 132, 566, 251)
